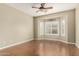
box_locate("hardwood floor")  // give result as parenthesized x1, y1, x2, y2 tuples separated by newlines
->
(0, 40, 79, 56)
(35, 40, 77, 56)
(0, 40, 36, 56)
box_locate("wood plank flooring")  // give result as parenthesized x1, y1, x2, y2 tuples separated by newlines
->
(0, 40, 79, 56)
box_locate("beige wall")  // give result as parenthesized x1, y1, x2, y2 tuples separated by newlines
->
(34, 9, 75, 43)
(67, 10, 75, 43)
(0, 4, 33, 48)
(76, 5, 79, 47)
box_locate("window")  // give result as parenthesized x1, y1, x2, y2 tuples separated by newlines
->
(45, 18, 59, 35)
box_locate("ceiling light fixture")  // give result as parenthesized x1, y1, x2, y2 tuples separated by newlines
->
(32, 3, 53, 13)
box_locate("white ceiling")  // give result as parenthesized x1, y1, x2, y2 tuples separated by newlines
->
(6, 3, 79, 16)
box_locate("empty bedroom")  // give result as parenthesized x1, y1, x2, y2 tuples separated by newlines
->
(0, 3, 79, 56)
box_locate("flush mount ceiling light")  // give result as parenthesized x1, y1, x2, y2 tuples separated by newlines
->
(32, 3, 53, 13)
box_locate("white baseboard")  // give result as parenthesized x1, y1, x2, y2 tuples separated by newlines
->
(0, 38, 76, 50)
(55, 40, 75, 44)
(38, 38, 75, 44)
(0, 39, 33, 50)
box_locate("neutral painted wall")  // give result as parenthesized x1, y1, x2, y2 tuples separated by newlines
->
(76, 5, 79, 47)
(67, 10, 75, 43)
(0, 4, 33, 48)
(34, 9, 75, 43)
